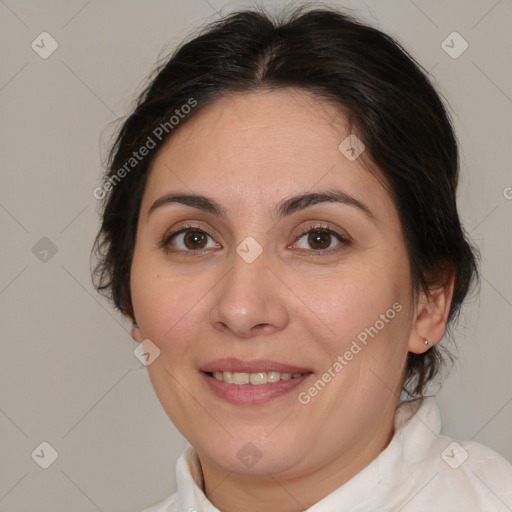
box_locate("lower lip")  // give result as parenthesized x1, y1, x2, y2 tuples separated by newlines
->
(200, 372, 312, 406)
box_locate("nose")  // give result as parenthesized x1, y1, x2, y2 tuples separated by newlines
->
(208, 251, 290, 339)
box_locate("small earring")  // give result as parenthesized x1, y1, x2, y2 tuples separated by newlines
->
(424, 339, 430, 346)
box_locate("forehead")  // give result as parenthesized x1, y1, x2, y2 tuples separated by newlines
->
(143, 88, 392, 219)
(153, 88, 350, 167)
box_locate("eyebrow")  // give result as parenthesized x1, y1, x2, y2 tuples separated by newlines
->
(277, 190, 374, 220)
(148, 189, 374, 221)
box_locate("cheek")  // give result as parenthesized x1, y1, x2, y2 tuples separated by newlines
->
(303, 260, 413, 392)
(307, 266, 403, 341)
(130, 257, 209, 354)
(312, 280, 410, 401)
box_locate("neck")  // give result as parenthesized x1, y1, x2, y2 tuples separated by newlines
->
(197, 404, 397, 512)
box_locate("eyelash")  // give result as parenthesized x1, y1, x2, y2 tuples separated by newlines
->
(159, 222, 351, 256)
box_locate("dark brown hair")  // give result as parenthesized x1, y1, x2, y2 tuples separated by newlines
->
(92, 6, 479, 396)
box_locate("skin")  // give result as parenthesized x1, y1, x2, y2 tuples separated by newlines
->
(130, 88, 453, 512)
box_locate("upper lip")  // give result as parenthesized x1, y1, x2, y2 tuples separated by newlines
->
(200, 358, 312, 374)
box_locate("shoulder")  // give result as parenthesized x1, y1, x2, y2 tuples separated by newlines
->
(405, 438, 512, 511)
(438, 435, 511, 487)
(393, 397, 512, 511)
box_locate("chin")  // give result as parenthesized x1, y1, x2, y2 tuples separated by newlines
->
(197, 435, 304, 476)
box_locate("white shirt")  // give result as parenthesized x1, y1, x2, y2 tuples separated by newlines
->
(142, 397, 512, 511)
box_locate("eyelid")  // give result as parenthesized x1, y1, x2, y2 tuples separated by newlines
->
(292, 220, 351, 242)
(159, 221, 351, 255)
(290, 223, 351, 253)
(159, 222, 221, 253)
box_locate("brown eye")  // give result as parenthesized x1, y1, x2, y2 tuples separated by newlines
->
(293, 226, 349, 253)
(163, 228, 219, 253)
(183, 231, 208, 250)
(307, 230, 332, 250)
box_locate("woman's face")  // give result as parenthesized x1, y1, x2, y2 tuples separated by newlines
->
(130, 88, 422, 481)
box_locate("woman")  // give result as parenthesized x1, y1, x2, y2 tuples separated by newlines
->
(92, 6, 512, 511)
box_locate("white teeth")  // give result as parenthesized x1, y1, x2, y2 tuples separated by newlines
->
(267, 371, 280, 382)
(211, 370, 304, 385)
(233, 372, 249, 385)
(250, 372, 267, 385)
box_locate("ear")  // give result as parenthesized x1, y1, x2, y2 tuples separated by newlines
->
(131, 321, 143, 343)
(408, 269, 455, 354)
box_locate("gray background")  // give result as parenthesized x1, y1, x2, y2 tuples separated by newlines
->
(1, 0, 511, 510)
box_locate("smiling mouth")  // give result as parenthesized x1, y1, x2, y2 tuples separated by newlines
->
(205, 370, 308, 385)
(199, 358, 313, 405)
(200, 369, 313, 406)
